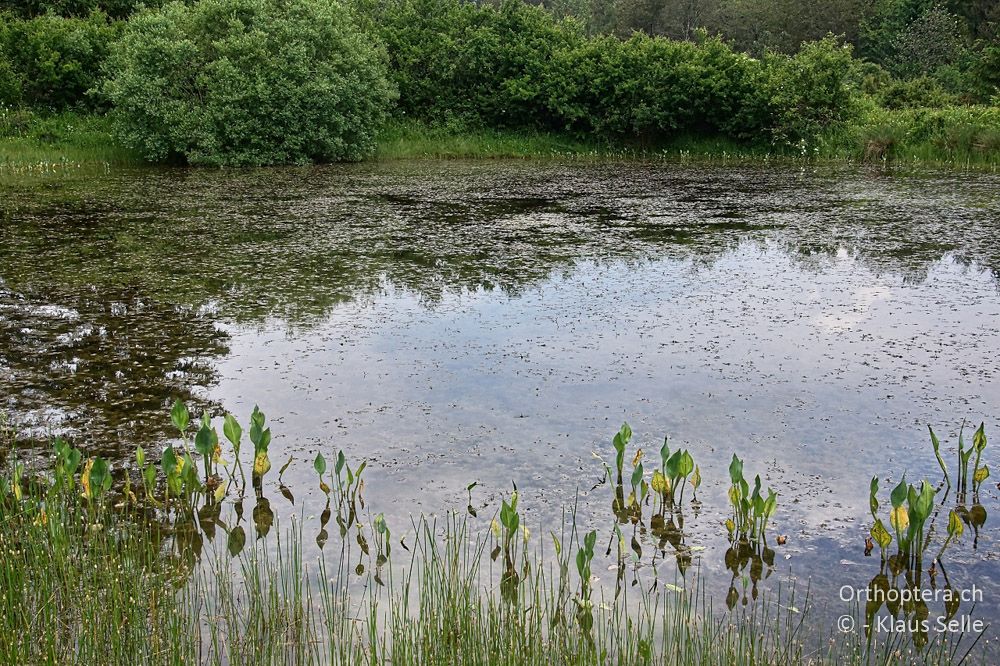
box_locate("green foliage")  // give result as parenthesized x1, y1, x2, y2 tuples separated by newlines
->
(374, 0, 857, 144)
(372, 0, 580, 128)
(0, 11, 118, 110)
(759, 36, 858, 143)
(102, 0, 395, 165)
(0, 1, 163, 19)
(877, 75, 959, 108)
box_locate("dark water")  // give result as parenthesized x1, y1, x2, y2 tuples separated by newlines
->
(2, 160, 999, 653)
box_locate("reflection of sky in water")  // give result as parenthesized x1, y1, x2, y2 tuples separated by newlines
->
(211, 243, 999, 644)
(2, 161, 999, 651)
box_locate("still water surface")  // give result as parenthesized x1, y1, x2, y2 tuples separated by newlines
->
(2, 160, 999, 650)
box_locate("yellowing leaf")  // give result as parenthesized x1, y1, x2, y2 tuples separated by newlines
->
(490, 519, 501, 539)
(651, 470, 669, 495)
(319, 481, 331, 495)
(80, 458, 94, 500)
(631, 449, 644, 467)
(253, 452, 271, 477)
(214, 481, 227, 503)
(974, 466, 990, 484)
(626, 490, 637, 508)
(691, 465, 702, 490)
(522, 526, 530, 543)
(889, 506, 909, 532)
(728, 485, 740, 506)
(871, 519, 892, 549)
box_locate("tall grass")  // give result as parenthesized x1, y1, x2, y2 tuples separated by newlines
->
(0, 108, 140, 171)
(0, 483, 985, 665)
(3, 108, 999, 170)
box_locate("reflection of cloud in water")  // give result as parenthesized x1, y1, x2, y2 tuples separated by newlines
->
(2, 162, 999, 641)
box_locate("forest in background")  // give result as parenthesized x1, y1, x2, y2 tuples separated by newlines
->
(1, 0, 998, 165)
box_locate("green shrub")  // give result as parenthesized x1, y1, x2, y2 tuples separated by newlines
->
(0, 11, 117, 110)
(761, 36, 858, 143)
(878, 75, 958, 109)
(0, 1, 163, 20)
(373, 0, 580, 128)
(103, 0, 395, 165)
(541, 33, 767, 141)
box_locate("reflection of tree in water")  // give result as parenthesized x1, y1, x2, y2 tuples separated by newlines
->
(2, 163, 998, 322)
(0, 283, 227, 452)
(1, 162, 998, 452)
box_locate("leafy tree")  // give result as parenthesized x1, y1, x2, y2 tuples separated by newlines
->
(892, 4, 965, 77)
(102, 0, 395, 165)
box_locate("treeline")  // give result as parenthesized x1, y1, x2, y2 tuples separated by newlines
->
(551, 0, 999, 102)
(0, 0, 997, 165)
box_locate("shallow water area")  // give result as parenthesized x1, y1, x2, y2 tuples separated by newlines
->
(2, 159, 999, 656)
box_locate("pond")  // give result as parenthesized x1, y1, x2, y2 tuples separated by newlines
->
(1, 160, 999, 655)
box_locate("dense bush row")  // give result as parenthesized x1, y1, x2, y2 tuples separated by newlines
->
(1, 0, 995, 165)
(370, 0, 856, 143)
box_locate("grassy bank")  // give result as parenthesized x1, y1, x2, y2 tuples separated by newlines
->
(0, 407, 992, 664)
(2, 108, 1000, 170)
(0, 110, 140, 169)
(0, 474, 970, 665)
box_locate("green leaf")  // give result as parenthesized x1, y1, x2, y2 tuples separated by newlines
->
(171, 399, 189, 433)
(929, 426, 941, 454)
(973, 423, 986, 452)
(678, 450, 694, 478)
(335, 450, 346, 476)
(142, 464, 156, 491)
(575, 549, 587, 578)
(136, 446, 146, 469)
(729, 454, 743, 486)
(162, 446, 178, 478)
(890, 476, 907, 509)
(869, 476, 879, 518)
(314, 452, 326, 476)
(665, 449, 682, 480)
(630, 462, 643, 490)
(90, 457, 111, 497)
(911, 480, 935, 522)
(250, 405, 265, 428)
(195, 422, 215, 457)
(763, 489, 778, 518)
(223, 414, 242, 449)
(65, 448, 81, 476)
